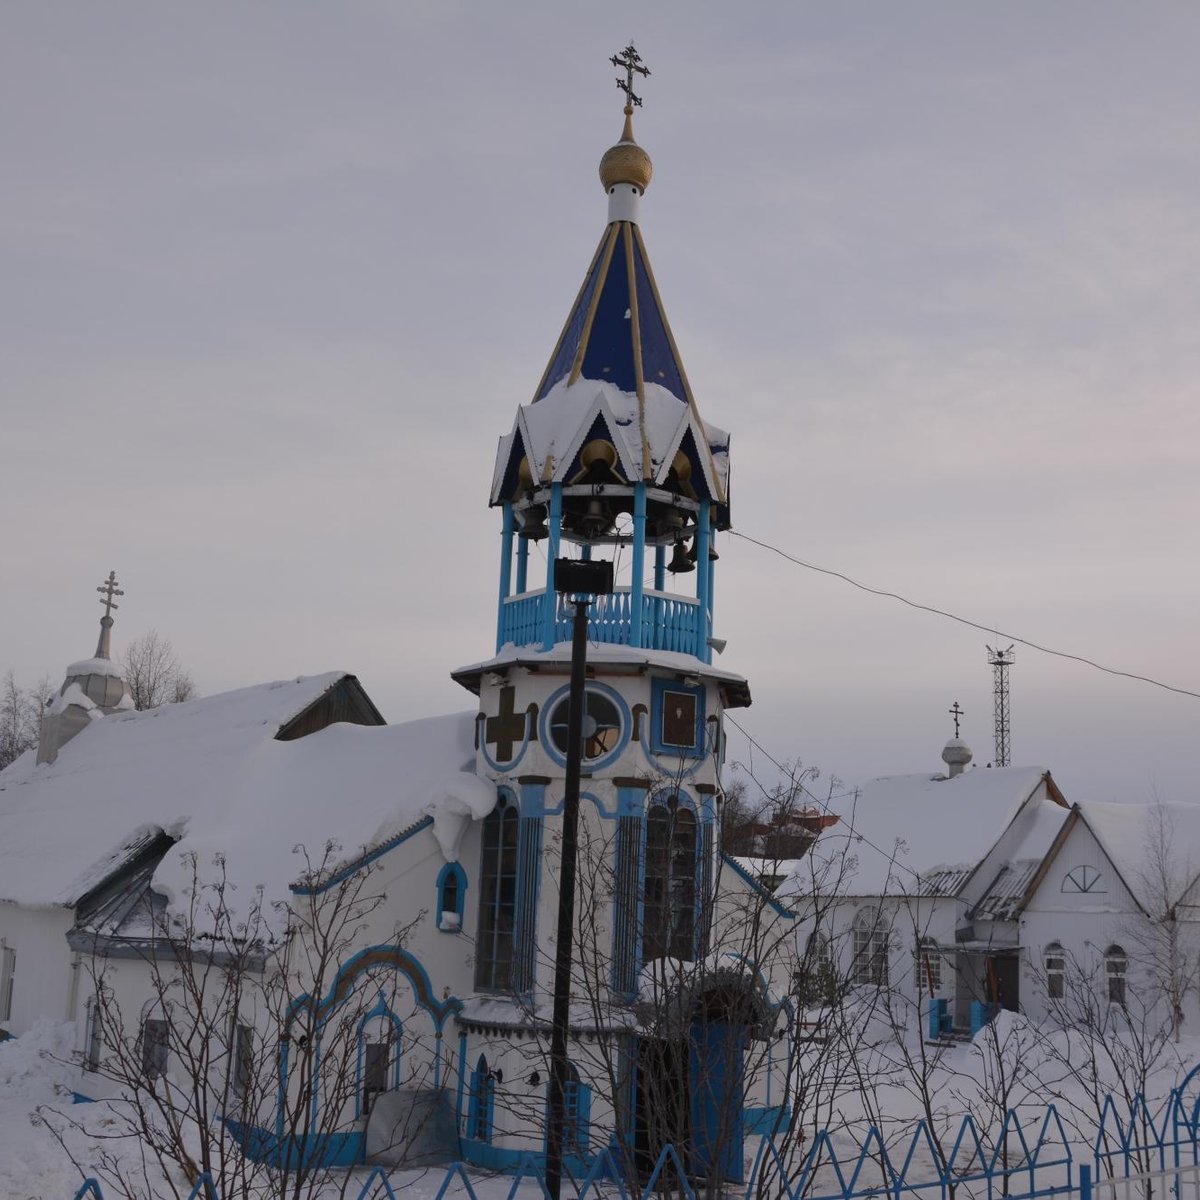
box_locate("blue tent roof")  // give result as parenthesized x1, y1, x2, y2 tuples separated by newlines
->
(533, 220, 691, 408)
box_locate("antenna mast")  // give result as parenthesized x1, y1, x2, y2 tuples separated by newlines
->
(986, 644, 1015, 767)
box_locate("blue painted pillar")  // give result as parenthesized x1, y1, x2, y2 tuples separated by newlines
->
(515, 534, 529, 594)
(542, 484, 563, 649)
(654, 543, 665, 591)
(695, 503, 711, 662)
(707, 525, 716, 657)
(496, 503, 514, 653)
(630, 483, 647, 647)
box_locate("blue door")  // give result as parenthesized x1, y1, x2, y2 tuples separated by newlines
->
(688, 1021, 745, 1182)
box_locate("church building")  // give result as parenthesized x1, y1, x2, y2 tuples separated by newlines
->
(0, 51, 794, 1187)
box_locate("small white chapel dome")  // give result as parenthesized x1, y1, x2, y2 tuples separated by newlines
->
(941, 737, 973, 776)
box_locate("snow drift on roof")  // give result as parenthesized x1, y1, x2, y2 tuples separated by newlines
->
(1079, 800, 1200, 911)
(0, 673, 483, 922)
(784, 765, 1054, 898)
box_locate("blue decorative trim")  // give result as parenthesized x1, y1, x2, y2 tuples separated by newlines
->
(538, 680, 631, 772)
(286, 944, 461, 1036)
(291, 816, 434, 896)
(745, 1104, 790, 1135)
(72, 1091, 96, 1104)
(649, 678, 706, 760)
(633, 708, 707, 780)
(720, 853, 798, 920)
(354, 996, 403, 1119)
(224, 1120, 364, 1167)
(460, 1137, 592, 1176)
(435, 862, 468, 933)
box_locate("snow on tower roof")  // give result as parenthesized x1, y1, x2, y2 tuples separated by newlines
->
(785, 765, 1066, 899)
(0, 672, 486, 922)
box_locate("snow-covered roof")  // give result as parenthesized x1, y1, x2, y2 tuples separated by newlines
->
(0, 672, 485, 921)
(1076, 801, 1200, 912)
(453, 640, 751, 708)
(784, 765, 1062, 898)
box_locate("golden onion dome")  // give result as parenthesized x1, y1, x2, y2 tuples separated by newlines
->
(599, 107, 653, 194)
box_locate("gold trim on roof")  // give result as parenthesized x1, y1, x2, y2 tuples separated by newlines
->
(531, 227, 610, 404)
(622, 222, 652, 479)
(631, 223, 727, 504)
(567, 223, 620, 388)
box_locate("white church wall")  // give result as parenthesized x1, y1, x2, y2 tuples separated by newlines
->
(0, 902, 74, 1035)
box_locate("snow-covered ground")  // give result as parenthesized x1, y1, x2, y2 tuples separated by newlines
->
(4, 1012, 1200, 1200)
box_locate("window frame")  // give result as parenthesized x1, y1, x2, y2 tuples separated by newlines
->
(1045, 941, 1066, 1001)
(474, 793, 520, 991)
(141, 1016, 169, 1082)
(1105, 944, 1128, 1007)
(437, 862, 468, 933)
(852, 906, 889, 987)
(642, 794, 700, 963)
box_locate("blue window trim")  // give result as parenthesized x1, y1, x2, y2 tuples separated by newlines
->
(544, 1064, 591, 1158)
(538, 681, 631, 771)
(436, 862, 468, 933)
(474, 789, 520, 992)
(640, 790, 703, 964)
(468, 1054, 495, 1143)
(354, 997, 403, 1119)
(720, 853, 798, 920)
(649, 678, 706, 760)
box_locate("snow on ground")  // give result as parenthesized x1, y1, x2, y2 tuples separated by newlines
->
(4, 1012, 1200, 1199)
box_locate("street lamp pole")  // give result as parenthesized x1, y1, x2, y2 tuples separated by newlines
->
(545, 557, 612, 1200)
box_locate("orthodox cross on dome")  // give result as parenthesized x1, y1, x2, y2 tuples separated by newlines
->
(611, 42, 650, 110)
(485, 685, 535, 762)
(949, 700, 964, 739)
(96, 571, 124, 618)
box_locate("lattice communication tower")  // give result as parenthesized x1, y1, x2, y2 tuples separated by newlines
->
(986, 644, 1015, 767)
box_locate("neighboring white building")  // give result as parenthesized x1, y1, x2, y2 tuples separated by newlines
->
(0, 68, 797, 1185)
(780, 738, 1071, 1033)
(1019, 800, 1200, 1028)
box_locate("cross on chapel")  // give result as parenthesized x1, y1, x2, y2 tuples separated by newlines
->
(485, 686, 535, 762)
(949, 700, 964, 739)
(611, 42, 650, 109)
(97, 571, 124, 618)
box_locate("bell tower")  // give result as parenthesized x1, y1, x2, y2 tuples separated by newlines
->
(451, 37, 749, 1064)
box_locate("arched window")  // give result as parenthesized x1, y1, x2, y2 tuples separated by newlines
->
(796, 930, 836, 1005)
(469, 1054, 494, 1143)
(548, 1062, 590, 1157)
(1105, 945, 1128, 1006)
(140, 1015, 169, 1082)
(914, 937, 942, 993)
(437, 863, 467, 933)
(1045, 942, 1065, 1000)
(358, 1013, 401, 1117)
(643, 797, 698, 962)
(475, 795, 519, 990)
(852, 907, 889, 986)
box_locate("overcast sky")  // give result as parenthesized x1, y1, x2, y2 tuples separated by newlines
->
(4, 4, 1198, 806)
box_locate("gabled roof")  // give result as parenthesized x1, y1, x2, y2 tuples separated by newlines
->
(786, 765, 1066, 899)
(0, 672, 482, 923)
(1031, 800, 1200, 915)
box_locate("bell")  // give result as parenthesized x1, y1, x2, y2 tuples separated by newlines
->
(667, 540, 696, 574)
(519, 504, 548, 541)
(579, 498, 614, 540)
(686, 541, 718, 564)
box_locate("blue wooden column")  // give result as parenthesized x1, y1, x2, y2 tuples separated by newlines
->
(515, 533, 529, 594)
(706, 526, 716, 660)
(695, 503, 711, 662)
(541, 485, 563, 650)
(496, 503, 514, 653)
(654, 543, 665, 591)
(629, 483, 647, 647)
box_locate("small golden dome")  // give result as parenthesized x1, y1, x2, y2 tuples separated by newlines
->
(599, 107, 653, 194)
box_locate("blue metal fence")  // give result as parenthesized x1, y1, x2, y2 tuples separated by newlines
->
(68, 1065, 1200, 1200)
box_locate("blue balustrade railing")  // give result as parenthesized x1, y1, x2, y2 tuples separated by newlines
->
(499, 586, 704, 656)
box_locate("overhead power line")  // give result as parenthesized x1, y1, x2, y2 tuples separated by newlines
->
(730, 530, 1200, 702)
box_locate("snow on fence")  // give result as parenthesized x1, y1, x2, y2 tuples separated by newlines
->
(66, 1066, 1200, 1200)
